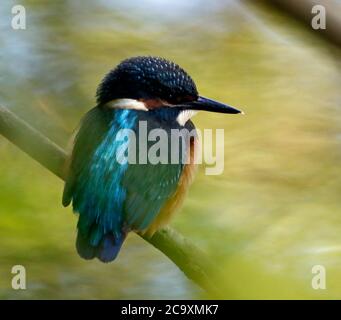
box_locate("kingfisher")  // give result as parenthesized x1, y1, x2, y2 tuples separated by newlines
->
(62, 56, 242, 262)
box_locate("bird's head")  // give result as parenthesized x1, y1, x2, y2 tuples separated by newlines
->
(96, 56, 242, 125)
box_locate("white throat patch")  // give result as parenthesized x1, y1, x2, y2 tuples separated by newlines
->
(176, 110, 198, 126)
(105, 99, 148, 111)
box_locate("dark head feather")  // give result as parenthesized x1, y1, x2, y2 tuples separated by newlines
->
(96, 56, 198, 105)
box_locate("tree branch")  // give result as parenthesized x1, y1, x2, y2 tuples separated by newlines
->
(0, 105, 220, 295)
(263, 0, 341, 47)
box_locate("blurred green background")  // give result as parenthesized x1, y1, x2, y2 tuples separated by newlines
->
(0, 0, 341, 299)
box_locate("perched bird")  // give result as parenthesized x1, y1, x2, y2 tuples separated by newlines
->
(63, 56, 242, 262)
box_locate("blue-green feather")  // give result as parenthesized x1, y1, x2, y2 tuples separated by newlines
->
(63, 107, 187, 262)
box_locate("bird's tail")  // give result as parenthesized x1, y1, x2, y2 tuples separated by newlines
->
(76, 230, 126, 263)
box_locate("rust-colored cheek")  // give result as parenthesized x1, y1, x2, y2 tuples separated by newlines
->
(139, 98, 169, 110)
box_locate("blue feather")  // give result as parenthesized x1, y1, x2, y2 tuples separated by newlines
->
(71, 109, 136, 261)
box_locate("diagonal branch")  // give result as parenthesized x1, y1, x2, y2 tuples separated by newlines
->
(0, 105, 221, 295)
(262, 0, 341, 47)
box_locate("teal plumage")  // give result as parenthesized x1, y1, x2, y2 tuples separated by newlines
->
(63, 107, 187, 262)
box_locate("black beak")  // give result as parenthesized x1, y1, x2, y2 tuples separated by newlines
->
(184, 96, 243, 114)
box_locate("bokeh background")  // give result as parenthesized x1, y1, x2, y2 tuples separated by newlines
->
(0, 0, 341, 299)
